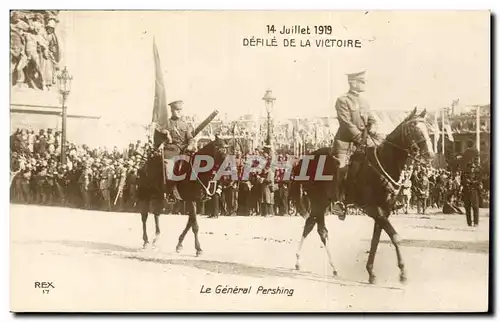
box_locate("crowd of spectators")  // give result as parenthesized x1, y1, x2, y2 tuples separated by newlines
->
(10, 126, 489, 218)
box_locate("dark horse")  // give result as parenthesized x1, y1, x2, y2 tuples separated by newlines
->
(291, 108, 434, 283)
(136, 137, 229, 255)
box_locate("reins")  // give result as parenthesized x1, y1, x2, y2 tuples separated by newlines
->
(364, 117, 430, 190)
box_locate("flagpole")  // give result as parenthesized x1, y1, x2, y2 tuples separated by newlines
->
(433, 111, 439, 154)
(476, 104, 481, 161)
(441, 108, 445, 156)
(160, 142, 166, 185)
(441, 107, 446, 168)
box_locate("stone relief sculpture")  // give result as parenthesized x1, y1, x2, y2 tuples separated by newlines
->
(10, 10, 61, 90)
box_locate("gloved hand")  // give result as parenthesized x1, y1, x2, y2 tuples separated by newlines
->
(185, 142, 196, 153)
(353, 133, 364, 146)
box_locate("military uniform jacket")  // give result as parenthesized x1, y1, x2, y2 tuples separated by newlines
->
(415, 174, 430, 198)
(99, 166, 114, 189)
(79, 168, 92, 190)
(333, 90, 377, 152)
(169, 117, 193, 145)
(461, 164, 482, 192)
(260, 168, 275, 204)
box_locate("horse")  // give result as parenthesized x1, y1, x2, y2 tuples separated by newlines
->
(136, 137, 230, 255)
(291, 107, 434, 284)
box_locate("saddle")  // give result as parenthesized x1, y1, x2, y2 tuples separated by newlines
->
(161, 142, 216, 203)
(163, 143, 182, 159)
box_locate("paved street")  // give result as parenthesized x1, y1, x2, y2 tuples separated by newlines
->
(10, 204, 489, 312)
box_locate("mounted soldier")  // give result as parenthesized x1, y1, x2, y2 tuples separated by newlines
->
(155, 100, 196, 203)
(332, 70, 383, 218)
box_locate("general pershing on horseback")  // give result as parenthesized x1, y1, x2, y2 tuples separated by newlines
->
(291, 67, 435, 284)
(332, 70, 384, 219)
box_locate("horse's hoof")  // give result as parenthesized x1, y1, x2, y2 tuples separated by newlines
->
(332, 270, 338, 277)
(143, 242, 149, 249)
(176, 244, 183, 253)
(295, 264, 300, 270)
(368, 275, 376, 284)
(400, 273, 408, 284)
(196, 250, 203, 257)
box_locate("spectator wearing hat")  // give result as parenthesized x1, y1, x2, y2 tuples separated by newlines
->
(126, 160, 139, 210)
(415, 169, 430, 215)
(259, 163, 275, 217)
(461, 159, 482, 227)
(34, 160, 48, 204)
(20, 162, 33, 204)
(114, 160, 127, 211)
(79, 161, 92, 209)
(99, 159, 114, 211)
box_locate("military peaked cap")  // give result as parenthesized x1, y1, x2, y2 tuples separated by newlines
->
(347, 70, 366, 81)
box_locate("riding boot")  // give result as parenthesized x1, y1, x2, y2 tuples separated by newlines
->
(332, 166, 348, 220)
(164, 180, 177, 203)
(344, 162, 358, 206)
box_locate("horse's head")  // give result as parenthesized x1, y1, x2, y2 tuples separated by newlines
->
(386, 107, 435, 164)
(196, 135, 230, 167)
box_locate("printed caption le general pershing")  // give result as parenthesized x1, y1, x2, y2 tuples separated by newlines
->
(200, 285, 294, 297)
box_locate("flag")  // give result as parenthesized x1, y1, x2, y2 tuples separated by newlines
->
(450, 98, 460, 115)
(151, 38, 170, 148)
(445, 122, 454, 141)
(432, 110, 440, 153)
(232, 122, 239, 136)
(207, 123, 213, 138)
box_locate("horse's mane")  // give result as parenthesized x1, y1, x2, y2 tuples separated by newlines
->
(195, 138, 229, 157)
(196, 139, 217, 155)
(386, 107, 429, 140)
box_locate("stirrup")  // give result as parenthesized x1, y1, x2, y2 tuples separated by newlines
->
(165, 194, 177, 204)
(332, 201, 347, 221)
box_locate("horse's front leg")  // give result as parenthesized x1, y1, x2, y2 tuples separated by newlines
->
(315, 201, 338, 277)
(176, 201, 196, 252)
(191, 213, 203, 256)
(186, 201, 202, 256)
(176, 216, 191, 253)
(366, 220, 382, 284)
(141, 211, 149, 249)
(368, 207, 406, 284)
(152, 213, 161, 248)
(295, 215, 316, 270)
(383, 217, 406, 283)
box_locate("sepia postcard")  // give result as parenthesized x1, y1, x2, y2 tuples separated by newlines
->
(9, 10, 491, 312)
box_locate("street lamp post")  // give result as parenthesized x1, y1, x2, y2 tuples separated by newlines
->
(56, 66, 73, 165)
(262, 90, 276, 148)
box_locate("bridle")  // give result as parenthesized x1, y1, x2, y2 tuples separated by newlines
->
(184, 140, 227, 197)
(381, 117, 432, 164)
(369, 116, 432, 188)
